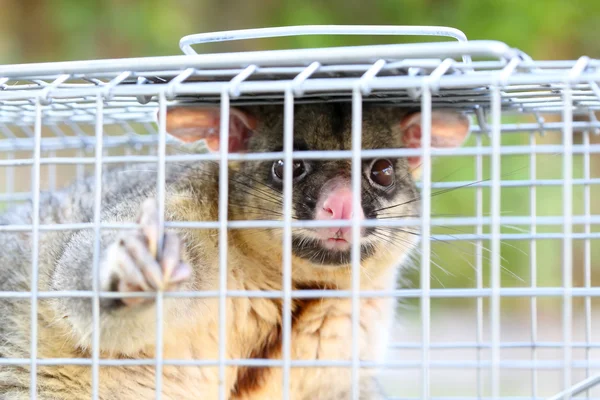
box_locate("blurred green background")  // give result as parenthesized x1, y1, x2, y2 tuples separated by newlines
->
(1, 0, 600, 338)
(1, 0, 599, 395)
(1, 0, 599, 63)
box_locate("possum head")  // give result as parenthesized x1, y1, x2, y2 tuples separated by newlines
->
(165, 103, 469, 267)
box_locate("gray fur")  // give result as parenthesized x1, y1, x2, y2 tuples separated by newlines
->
(0, 103, 432, 399)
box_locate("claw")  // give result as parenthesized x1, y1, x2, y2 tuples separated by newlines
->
(103, 197, 189, 306)
(169, 263, 192, 285)
(161, 232, 181, 283)
(138, 198, 159, 259)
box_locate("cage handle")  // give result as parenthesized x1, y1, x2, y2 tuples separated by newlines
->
(179, 25, 471, 63)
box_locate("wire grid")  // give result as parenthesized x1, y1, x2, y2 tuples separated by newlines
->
(0, 26, 599, 399)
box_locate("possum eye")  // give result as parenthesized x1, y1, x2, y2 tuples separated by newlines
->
(273, 160, 306, 180)
(370, 159, 394, 187)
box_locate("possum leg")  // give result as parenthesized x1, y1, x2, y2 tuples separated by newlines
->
(103, 198, 191, 307)
(49, 198, 192, 355)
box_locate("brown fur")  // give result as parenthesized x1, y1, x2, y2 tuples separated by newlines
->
(0, 103, 469, 399)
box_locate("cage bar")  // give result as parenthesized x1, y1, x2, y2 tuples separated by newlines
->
(0, 25, 597, 400)
(282, 87, 294, 399)
(350, 85, 363, 400)
(529, 129, 538, 399)
(28, 95, 42, 400)
(218, 89, 230, 400)
(420, 83, 433, 398)
(583, 128, 593, 398)
(154, 91, 168, 400)
(90, 94, 103, 400)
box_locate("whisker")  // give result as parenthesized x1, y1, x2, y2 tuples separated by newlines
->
(373, 163, 537, 215)
(372, 231, 457, 279)
(376, 210, 514, 219)
(376, 226, 525, 283)
(229, 186, 285, 209)
(202, 159, 286, 200)
(142, 152, 287, 207)
(228, 203, 287, 216)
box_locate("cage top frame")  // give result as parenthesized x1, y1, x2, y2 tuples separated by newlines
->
(0, 24, 598, 144)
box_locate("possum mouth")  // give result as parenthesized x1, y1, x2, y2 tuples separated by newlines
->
(291, 234, 377, 266)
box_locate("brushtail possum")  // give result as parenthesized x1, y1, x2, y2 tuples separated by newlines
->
(0, 103, 470, 399)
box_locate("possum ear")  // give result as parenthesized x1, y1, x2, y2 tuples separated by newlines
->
(161, 106, 256, 153)
(399, 110, 470, 179)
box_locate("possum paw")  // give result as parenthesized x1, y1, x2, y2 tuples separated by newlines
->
(102, 198, 192, 307)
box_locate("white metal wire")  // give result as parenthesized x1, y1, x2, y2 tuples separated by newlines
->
(28, 95, 42, 400)
(529, 130, 538, 399)
(282, 87, 294, 399)
(0, 25, 598, 400)
(490, 84, 502, 400)
(420, 83, 433, 399)
(155, 91, 168, 400)
(351, 86, 362, 400)
(584, 128, 593, 398)
(475, 116, 485, 399)
(178, 25, 470, 57)
(91, 94, 103, 400)
(218, 89, 230, 400)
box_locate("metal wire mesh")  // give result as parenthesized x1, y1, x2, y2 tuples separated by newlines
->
(0, 25, 599, 399)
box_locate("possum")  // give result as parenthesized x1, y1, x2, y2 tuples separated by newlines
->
(0, 102, 470, 399)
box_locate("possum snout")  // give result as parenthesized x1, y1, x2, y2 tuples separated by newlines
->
(314, 178, 365, 243)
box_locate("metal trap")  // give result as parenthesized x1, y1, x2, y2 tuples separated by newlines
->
(0, 25, 599, 400)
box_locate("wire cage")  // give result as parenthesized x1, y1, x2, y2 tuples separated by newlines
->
(0, 25, 599, 400)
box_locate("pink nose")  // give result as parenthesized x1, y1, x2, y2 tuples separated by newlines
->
(322, 190, 354, 220)
(315, 189, 364, 238)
